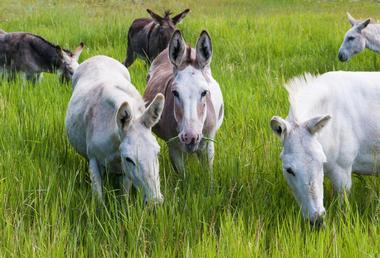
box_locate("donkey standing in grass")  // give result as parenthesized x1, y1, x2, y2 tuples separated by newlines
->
(144, 30, 224, 173)
(270, 72, 380, 227)
(123, 9, 190, 67)
(66, 55, 165, 204)
(0, 30, 84, 83)
(338, 13, 380, 62)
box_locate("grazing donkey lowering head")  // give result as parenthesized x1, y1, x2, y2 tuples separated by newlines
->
(117, 93, 165, 204)
(123, 9, 190, 67)
(271, 115, 331, 227)
(166, 30, 214, 152)
(338, 13, 371, 62)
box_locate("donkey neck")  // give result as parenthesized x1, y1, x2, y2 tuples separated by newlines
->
(363, 24, 380, 53)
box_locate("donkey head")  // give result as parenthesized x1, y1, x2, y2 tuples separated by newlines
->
(338, 13, 371, 62)
(270, 115, 331, 227)
(56, 42, 84, 82)
(117, 93, 165, 204)
(147, 9, 190, 48)
(168, 30, 213, 153)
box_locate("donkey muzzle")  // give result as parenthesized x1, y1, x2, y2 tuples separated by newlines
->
(179, 130, 202, 152)
(338, 51, 348, 62)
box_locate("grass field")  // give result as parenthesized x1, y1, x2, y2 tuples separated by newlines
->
(2, 0, 380, 257)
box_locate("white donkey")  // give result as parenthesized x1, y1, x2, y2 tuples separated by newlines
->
(66, 55, 165, 204)
(270, 71, 380, 226)
(144, 30, 224, 173)
(338, 13, 380, 62)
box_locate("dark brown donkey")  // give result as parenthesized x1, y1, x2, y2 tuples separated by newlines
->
(144, 30, 224, 173)
(0, 30, 84, 83)
(123, 9, 190, 67)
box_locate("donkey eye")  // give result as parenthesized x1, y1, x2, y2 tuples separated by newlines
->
(201, 90, 208, 98)
(125, 157, 135, 166)
(347, 36, 355, 41)
(172, 90, 180, 98)
(285, 167, 295, 176)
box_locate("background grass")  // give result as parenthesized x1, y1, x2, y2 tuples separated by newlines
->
(1, 0, 380, 257)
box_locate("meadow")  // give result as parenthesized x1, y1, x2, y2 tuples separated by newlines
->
(1, 0, 380, 257)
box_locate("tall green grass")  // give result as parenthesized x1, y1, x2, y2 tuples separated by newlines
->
(1, 0, 380, 256)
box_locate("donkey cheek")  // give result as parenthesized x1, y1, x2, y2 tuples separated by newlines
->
(174, 103, 183, 121)
(197, 102, 206, 119)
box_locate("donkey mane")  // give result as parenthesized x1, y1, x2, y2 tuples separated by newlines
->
(27, 33, 72, 54)
(285, 73, 328, 123)
(164, 10, 172, 18)
(27, 33, 73, 68)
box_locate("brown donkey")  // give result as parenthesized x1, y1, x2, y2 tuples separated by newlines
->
(144, 30, 224, 172)
(123, 9, 190, 67)
(0, 31, 84, 83)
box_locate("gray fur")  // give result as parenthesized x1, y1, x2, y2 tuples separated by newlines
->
(123, 9, 190, 67)
(0, 31, 83, 83)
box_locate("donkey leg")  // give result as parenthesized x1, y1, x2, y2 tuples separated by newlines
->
(25, 73, 41, 84)
(124, 44, 137, 67)
(197, 141, 215, 171)
(89, 158, 103, 201)
(169, 144, 186, 174)
(326, 164, 352, 201)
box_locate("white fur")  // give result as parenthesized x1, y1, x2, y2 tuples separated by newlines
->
(169, 64, 224, 171)
(66, 55, 164, 204)
(271, 71, 380, 223)
(165, 31, 224, 172)
(338, 13, 380, 61)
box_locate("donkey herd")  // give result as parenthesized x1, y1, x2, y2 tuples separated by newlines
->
(1, 10, 380, 227)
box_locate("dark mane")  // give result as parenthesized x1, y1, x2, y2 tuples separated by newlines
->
(27, 33, 72, 54)
(27, 34, 62, 67)
(164, 10, 172, 18)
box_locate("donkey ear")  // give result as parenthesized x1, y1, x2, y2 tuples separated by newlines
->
(305, 115, 331, 135)
(356, 18, 371, 32)
(270, 116, 289, 140)
(117, 101, 133, 133)
(172, 9, 190, 24)
(72, 42, 84, 61)
(141, 93, 165, 128)
(147, 9, 163, 24)
(196, 30, 212, 69)
(168, 30, 186, 68)
(347, 12, 357, 26)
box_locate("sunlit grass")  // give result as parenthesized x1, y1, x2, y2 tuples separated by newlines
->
(1, 0, 380, 256)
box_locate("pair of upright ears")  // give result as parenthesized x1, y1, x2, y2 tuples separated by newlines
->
(347, 12, 371, 31)
(168, 30, 213, 69)
(117, 93, 165, 134)
(147, 9, 190, 25)
(270, 115, 331, 139)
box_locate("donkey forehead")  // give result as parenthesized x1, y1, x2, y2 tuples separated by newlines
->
(120, 124, 160, 154)
(345, 27, 362, 37)
(174, 66, 209, 90)
(282, 130, 326, 164)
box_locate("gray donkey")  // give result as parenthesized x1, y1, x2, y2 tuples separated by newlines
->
(0, 30, 84, 83)
(123, 9, 190, 67)
(338, 13, 380, 62)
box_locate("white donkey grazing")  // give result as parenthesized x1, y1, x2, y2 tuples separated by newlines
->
(270, 71, 380, 226)
(66, 55, 165, 204)
(338, 13, 380, 62)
